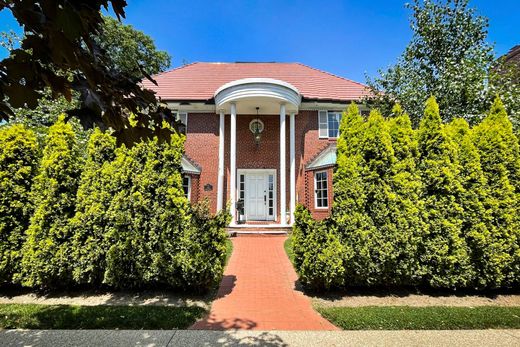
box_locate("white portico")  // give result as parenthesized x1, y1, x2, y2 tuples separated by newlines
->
(214, 78, 301, 226)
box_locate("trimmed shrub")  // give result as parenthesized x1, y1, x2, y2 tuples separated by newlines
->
(179, 200, 231, 291)
(102, 136, 191, 288)
(294, 96, 520, 291)
(99, 133, 230, 290)
(69, 128, 117, 285)
(0, 125, 39, 283)
(292, 205, 344, 291)
(472, 97, 520, 287)
(18, 116, 82, 287)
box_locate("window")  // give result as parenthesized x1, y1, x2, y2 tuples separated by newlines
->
(318, 111, 342, 138)
(182, 175, 191, 201)
(174, 112, 188, 132)
(239, 174, 245, 201)
(314, 171, 328, 208)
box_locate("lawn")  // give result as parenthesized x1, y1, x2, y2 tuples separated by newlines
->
(284, 234, 294, 265)
(317, 306, 520, 330)
(225, 237, 233, 265)
(0, 304, 206, 330)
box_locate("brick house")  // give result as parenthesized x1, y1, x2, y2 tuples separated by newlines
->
(143, 62, 369, 229)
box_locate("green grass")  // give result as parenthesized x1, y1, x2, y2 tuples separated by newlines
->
(284, 234, 294, 265)
(225, 237, 233, 265)
(0, 304, 206, 330)
(317, 306, 520, 330)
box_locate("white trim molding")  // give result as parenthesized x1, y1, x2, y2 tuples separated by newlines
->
(214, 78, 301, 112)
(279, 104, 287, 226)
(217, 110, 225, 212)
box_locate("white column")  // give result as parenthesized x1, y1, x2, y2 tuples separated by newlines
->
(217, 110, 225, 212)
(230, 103, 237, 224)
(279, 104, 287, 226)
(289, 113, 296, 225)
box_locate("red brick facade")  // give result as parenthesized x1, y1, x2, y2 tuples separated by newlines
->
(183, 110, 336, 220)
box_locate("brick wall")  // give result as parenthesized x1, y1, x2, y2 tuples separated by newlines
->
(184, 110, 335, 220)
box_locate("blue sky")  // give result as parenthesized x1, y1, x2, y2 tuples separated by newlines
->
(0, 0, 518, 83)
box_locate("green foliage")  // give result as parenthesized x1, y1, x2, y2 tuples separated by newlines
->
(18, 116, 83, 287)
(0, 125, 39, 283)
(292, 206, 344, 290)
(97, 135, 229, 290)
(417, 97, 473, 288)
(317, 306, 520, 330)
(69, 128, 117, 285)
(181, 200, 231, 290)
(1, 0, 177, 144)
(294, 96, 520, 291)
(471, 97, 520, 287)
(0, 304, 206, 330)
(97, 16, 171, 80)
(387, 106, 425, 284)
(367, 0, 519, 127)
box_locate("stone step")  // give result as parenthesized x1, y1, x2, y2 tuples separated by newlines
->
(226, 226, 291, 237)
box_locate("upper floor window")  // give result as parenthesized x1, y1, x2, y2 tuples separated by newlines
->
(318, 111, 342, 138)
(173, 112, 188, 132)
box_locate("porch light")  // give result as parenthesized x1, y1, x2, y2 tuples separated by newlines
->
(250, 107, 264, 146)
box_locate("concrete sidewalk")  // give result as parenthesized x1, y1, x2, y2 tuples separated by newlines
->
(1, 329, 519, 346)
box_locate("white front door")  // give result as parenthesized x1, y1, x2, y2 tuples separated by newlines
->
(245, 173, 267, 220)
(239, 170, 276, 221)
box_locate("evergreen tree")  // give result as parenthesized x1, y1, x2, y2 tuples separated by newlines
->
(103, 134, 194, 289)
(445, 118, 493, 288)
(69, 129, 117, 285)
(292, 205, 345, 290)
(340, 109, 423, 286)
(333, 104, 373, 285)
(18, 116, 82, 287)
(417, 96, 473, 288)
(387, 105, 425, 284)
(0, 124, 39, 283)
(472, 97, 520, 286)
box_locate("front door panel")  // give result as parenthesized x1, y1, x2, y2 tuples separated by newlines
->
(245, 174, 267, 220)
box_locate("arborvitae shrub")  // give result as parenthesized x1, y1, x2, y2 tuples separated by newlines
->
(387, 105, 425, 284)
(18, 116, 82, 287)
(101, 133, 229, 290)
(333, 104, 373, 274)
(472, 97, 520, 287)
(69, 128, 117, 285)
(179, 200, 231, 291)
(445, 118, 492, 288)
(292, 205, 344, 291)
(0, 125, 39, 283)
(416, 96, 473, 288)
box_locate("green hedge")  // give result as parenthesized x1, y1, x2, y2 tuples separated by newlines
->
(0, 125, 39, 282)
(293, 96, 520, 290)
(0, 119, 230, 291)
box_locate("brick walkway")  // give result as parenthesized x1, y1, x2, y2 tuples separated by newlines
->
(190, 236, 338, 330)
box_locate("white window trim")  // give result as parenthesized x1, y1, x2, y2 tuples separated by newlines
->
(183, 175, 191, 201)
(314, 170, 329, 209)
(318, 111, 342, 139)
(174, 111, 188, 132)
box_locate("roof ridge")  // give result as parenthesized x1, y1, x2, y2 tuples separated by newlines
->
(294, 62, 368, 88)
(151, 62, 200, 78)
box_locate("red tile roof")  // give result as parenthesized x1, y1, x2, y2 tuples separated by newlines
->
(142, 62, 370, 102)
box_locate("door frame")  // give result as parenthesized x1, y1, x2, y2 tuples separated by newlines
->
(237, 169, 277, 222)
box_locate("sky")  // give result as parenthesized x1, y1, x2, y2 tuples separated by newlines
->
(0, 0, 518, 83)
